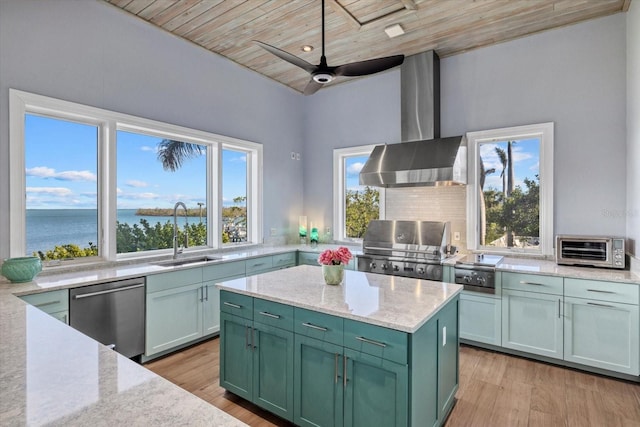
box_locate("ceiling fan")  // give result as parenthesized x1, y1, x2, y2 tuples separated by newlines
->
(254, 0, 405, 95)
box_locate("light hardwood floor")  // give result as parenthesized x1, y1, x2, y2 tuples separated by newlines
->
(145, 338, 640, 427)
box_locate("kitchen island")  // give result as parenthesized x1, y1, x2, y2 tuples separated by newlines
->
(217, 265, 463, 427)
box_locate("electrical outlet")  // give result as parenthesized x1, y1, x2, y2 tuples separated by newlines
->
(290, 152, 296, 160)
(453, 231, 461, 241)
(270, 227, 277, 236)
(296, 152, 301, 160)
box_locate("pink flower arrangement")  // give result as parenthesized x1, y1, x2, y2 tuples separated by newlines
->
(318, 246, 353, 266)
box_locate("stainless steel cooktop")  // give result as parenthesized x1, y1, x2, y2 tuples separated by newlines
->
(456, 254, 504, 267)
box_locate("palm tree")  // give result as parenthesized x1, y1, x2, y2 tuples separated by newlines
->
(507, 140, 515, 197)
(478, 157, 495, 246)
(495, 147, 507, 196)
(156, 139, 204, 171)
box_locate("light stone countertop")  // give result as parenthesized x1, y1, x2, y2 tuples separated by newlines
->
(216, 265, 463, 333)
(0, 284, 248, 426)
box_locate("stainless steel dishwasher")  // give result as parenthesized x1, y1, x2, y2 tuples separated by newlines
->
(70, 277, 145, 359)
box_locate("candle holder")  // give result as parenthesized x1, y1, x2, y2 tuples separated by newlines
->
(298, 215, 307, 245)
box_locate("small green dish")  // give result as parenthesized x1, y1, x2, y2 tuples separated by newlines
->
(1, 257, 42, 283)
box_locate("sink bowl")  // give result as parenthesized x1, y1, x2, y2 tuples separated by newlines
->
(153, 256, 221, 267)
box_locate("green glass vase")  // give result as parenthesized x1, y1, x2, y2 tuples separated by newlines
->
(322, 264, 344, 285)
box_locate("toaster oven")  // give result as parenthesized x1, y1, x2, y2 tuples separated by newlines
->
(556, 235, 625, 269)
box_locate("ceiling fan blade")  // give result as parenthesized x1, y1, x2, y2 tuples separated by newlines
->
(253, 40, 316, 73)
(303, 78, 324, 96)
(334, 55, 405, 77)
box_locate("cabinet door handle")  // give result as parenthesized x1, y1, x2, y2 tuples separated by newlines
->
(558, 299, 561, 318)
(334, 353, 339, 384)
(200, 287, 204, 302)
(355, 336, 387, 348)
(245, 326, 250, 349)
(259, 311, 280, 319)
(205, 285, 209, 301)
(586, 289, 615, 294)
(587, 302, 615, 308)
(224, 302, 242, 309)
(519, 281, 543, 286)
(251, 327, 256, 351)
(302, 322, 328, 332)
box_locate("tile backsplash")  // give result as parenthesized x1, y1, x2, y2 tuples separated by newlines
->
(385, 186, 467, 252)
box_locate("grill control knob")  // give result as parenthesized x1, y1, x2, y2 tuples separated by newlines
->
(417, 268, 425, 275)
(463, 275, 472, 283)
(393, 265, 400, 272)
(477, 277, 486, 285)
(370, 262, 376, 269)
(381, 263, 388, 270)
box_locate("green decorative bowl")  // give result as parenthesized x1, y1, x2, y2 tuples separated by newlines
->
(1, 257, 42, 283)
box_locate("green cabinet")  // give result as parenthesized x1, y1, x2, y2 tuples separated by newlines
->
(19, 289, 69, 324)
(246, 253, 296, 276)
(219, 291, 295, 421)
(501, 272, 563, 359)
(563, 278, 639, 375)
(459, 291, 501, 345)
(222, 291, 460, 427)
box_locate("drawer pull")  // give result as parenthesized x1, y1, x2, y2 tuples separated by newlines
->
(355, 336, 387, 348)
(301, 322, 328, 332)
(519, 281, 543, 286)
(252, 263, 265, 267)
(259, 311, 281, 319)
(587, 302, 615, 308)
(34, 300, 61, 308)
(223, 302, 242, 309)
(586, 289, 615, 294)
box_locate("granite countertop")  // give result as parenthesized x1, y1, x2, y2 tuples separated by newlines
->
(0, 284, 247, 426)
(216, 265, 463, 333)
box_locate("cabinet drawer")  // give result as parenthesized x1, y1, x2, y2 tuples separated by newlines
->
(272, 252, 296, 269)
(220, 290, 253, 319)
(254, 298, 294, 331)
(564, 278, 639, 305)
(246, 256, 274, 275)
(501, 272, 563, 295)
(344, 319, 408, 364)
(297, 251, 319, 266)
(147, 268, 202, 293)
(294, 308, 344, 346)
(202, 260, 246, 281)
(20, 289, 69, 314)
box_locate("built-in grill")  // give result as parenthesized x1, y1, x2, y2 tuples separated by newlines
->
(357, 220, 452, 281)
(454, 254, 503, 294)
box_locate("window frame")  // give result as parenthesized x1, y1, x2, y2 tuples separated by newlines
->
(333, 145, 385, 243)
(9, 89, 262, 261)
(465, 122, 554, 256)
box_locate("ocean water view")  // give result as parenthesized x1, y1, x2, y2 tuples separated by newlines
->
(26, 209, 205, 256)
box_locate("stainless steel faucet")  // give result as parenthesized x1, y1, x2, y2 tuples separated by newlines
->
(173, 202, 189, 259)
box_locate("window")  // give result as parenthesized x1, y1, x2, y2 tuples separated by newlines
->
(333, 145, 385, 242)
(466, 123, 554, 255)
(9, 89, 262, 262)
(24, 114, 99, 259)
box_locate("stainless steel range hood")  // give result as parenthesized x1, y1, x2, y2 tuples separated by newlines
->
(360, 51, 467, 187)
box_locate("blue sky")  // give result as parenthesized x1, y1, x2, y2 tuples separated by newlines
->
(345, 155, 368, 191)
(25, 114, 247, 210)
(479, 138, 540, 191)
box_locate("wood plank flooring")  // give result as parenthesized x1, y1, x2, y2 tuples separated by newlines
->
(145, 338, 640, 427)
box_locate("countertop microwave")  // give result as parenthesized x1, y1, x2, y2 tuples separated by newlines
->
(556, 235, 626, 269)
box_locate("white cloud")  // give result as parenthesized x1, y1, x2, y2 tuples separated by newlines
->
(123, 192, 159, 200)
(26, 166, 97, 182)
(126, 180, 148, 188)
(26, 187, 73, 196)
(347, 162, 365, 175)
(140, 145, 156, 152)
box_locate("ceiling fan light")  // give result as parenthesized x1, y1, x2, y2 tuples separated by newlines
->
(312, 73, 334, 84)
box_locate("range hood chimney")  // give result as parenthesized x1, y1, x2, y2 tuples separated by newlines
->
(359, 51, 467, 187)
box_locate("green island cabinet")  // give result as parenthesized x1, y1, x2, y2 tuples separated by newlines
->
(220, 289, 459, 427)
(19, 289, 69, 324)
(563, 278, 639, 375)
(501, 272, 564, 359)
(219, 292, 295, 421)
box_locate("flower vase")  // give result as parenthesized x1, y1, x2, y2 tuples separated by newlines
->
(322, 264, 344, 285)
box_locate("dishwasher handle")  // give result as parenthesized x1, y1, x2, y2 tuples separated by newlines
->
(73, 283, 144, 300)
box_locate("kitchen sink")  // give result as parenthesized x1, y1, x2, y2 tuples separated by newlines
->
(153, 256, 222, 267)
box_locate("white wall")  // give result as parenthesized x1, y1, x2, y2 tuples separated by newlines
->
(303, 13, 628, 241)
(0, 0, 305, 259)
(627, 1, 640, 259)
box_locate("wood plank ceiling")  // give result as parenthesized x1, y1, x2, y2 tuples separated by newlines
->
(105, 0, 630, 94)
